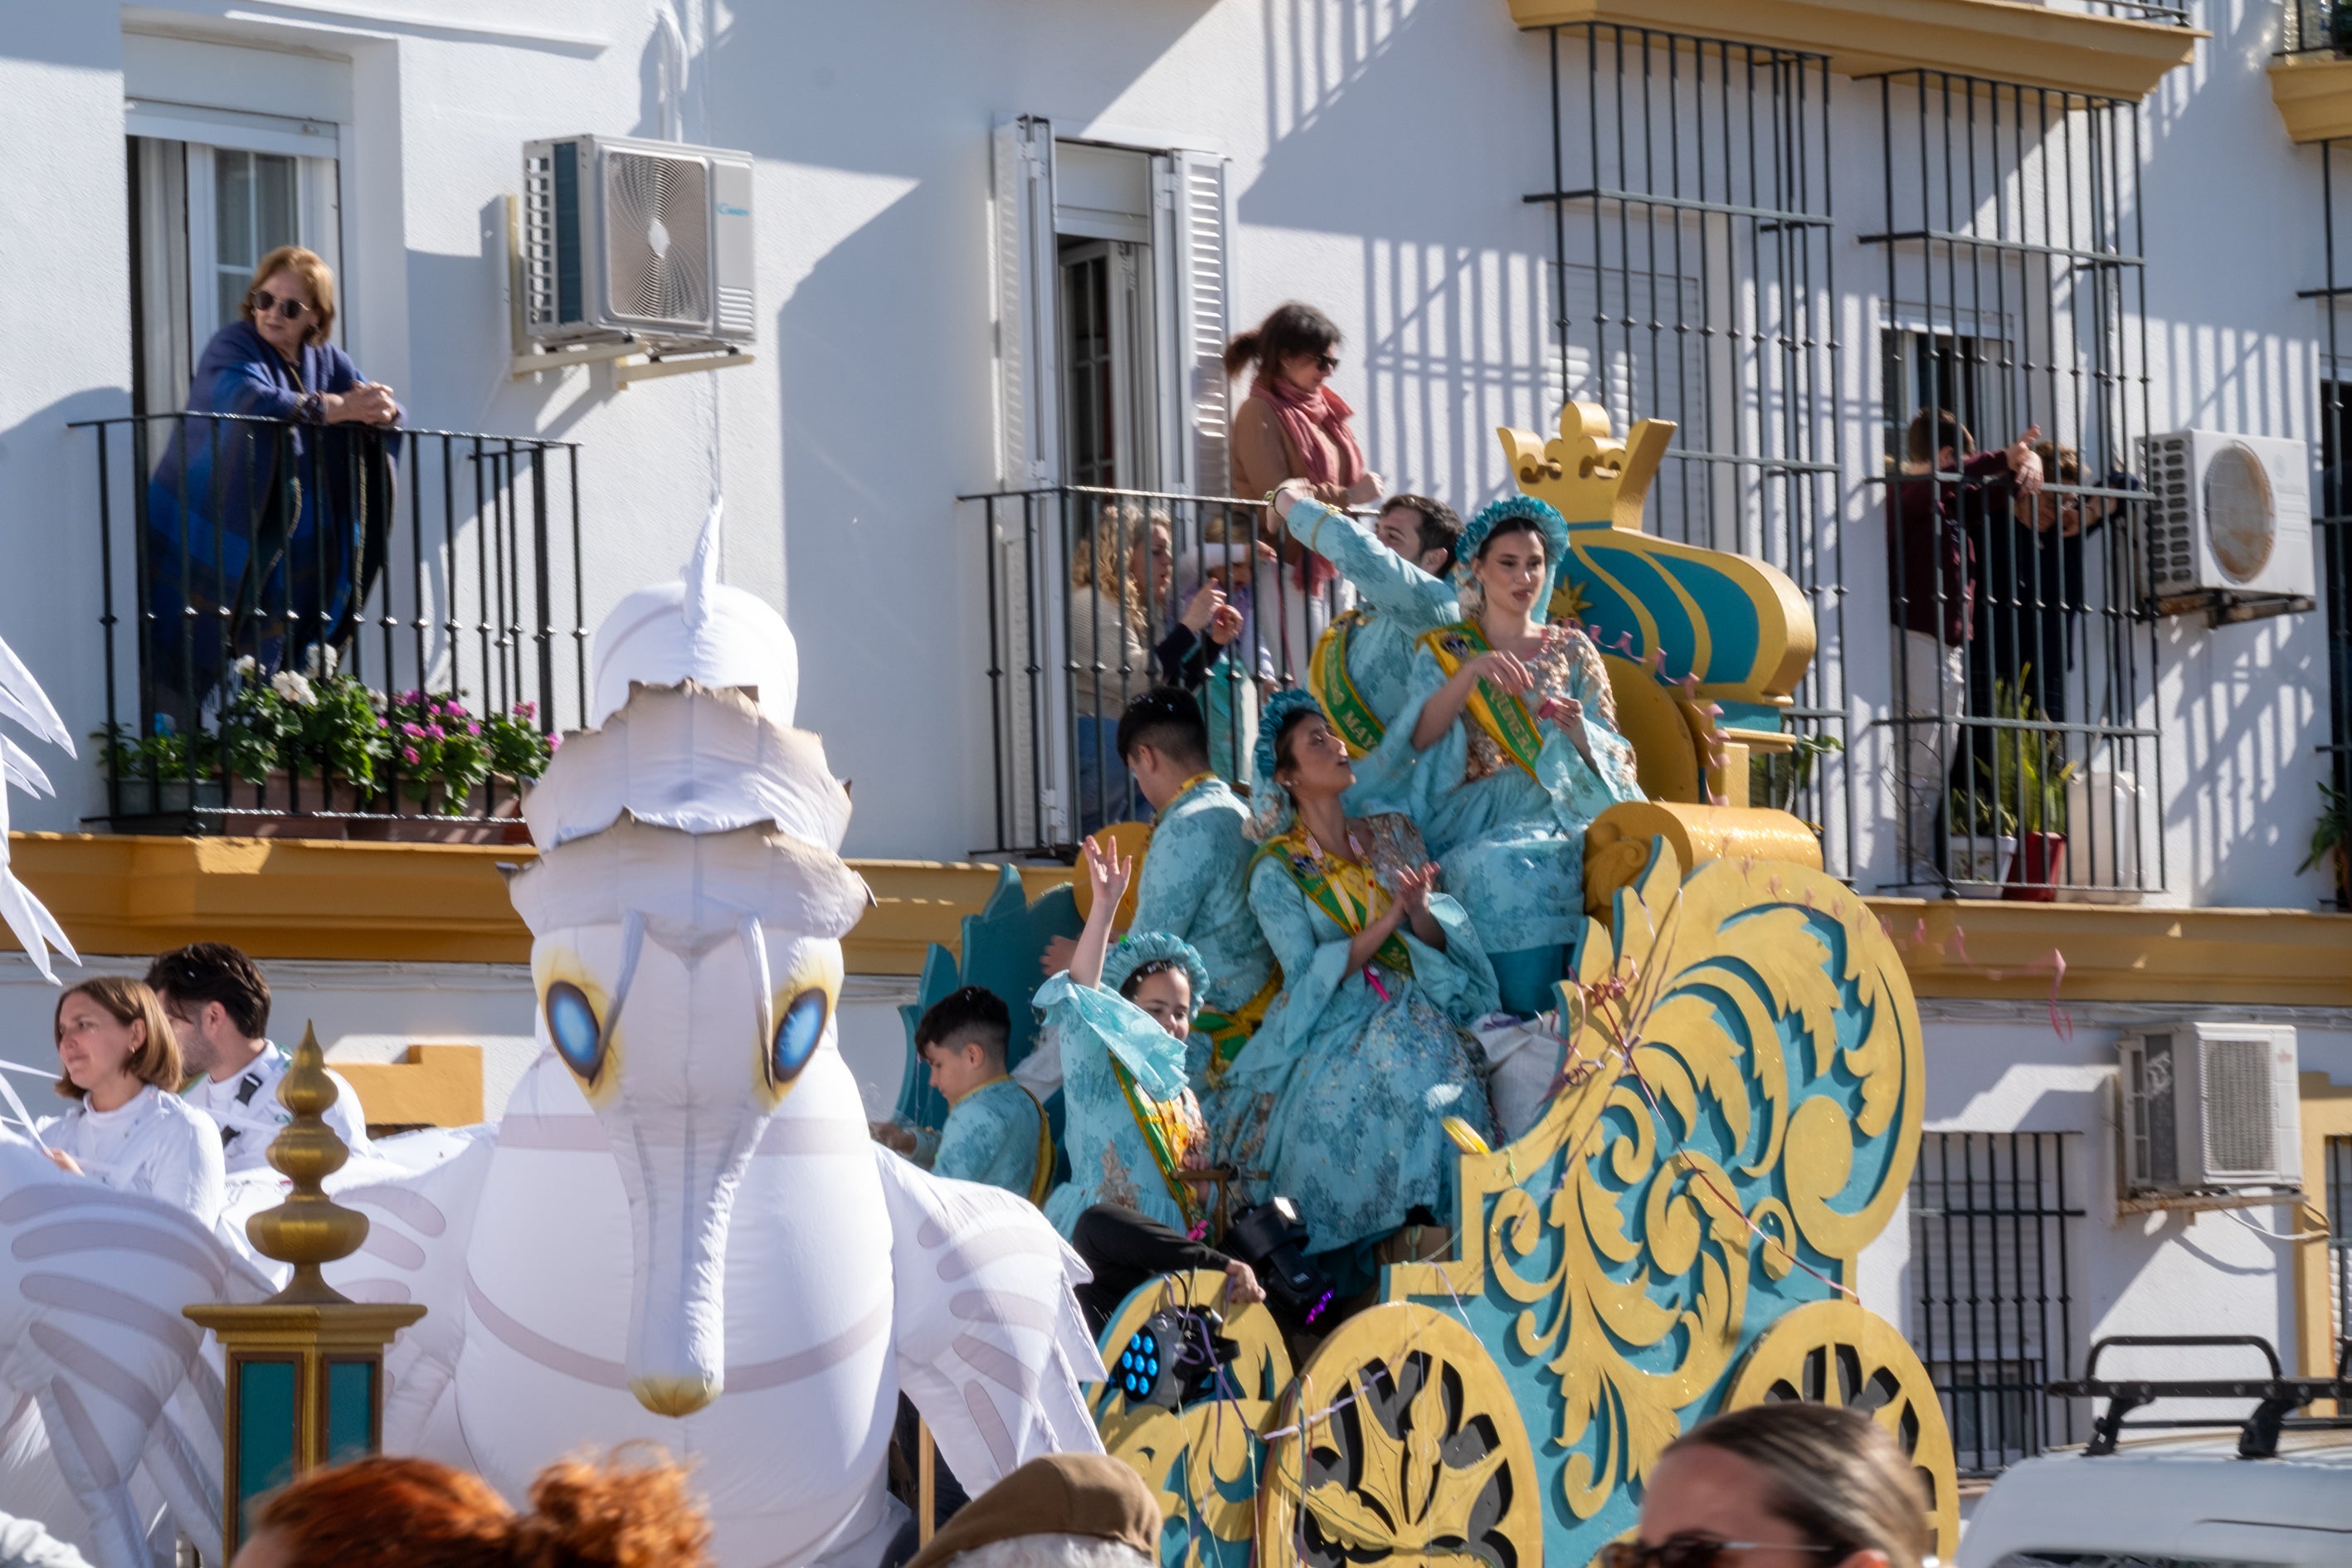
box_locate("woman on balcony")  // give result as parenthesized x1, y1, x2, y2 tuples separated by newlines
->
(1382, 496, 1645, 1017)
(1224, 689, 1497, 1293)
(1225, 303, 1384, 681)
(144, 245, 402, 729)
(37, 977, 226, 1231)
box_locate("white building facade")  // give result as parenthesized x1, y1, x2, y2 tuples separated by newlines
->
(1, 0, 2350, 1493)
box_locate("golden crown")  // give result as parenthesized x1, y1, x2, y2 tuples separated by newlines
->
(1497, 401, 1675, 530)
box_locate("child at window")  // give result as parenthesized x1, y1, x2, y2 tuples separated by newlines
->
(869, 986, 1051, 1205)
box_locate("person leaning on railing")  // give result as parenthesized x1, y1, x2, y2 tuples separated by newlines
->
(144, 244, 404, 728)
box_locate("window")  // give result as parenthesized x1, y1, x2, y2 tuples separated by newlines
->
(1911, 1132, 2085, 1477)
(1867, 72, 2161, 897)
(127, 104, 343, 421)
(2316, 139, 2352, 908)
(1527, 24, 1850, 875)
(2328, 1134, 2352, 1358)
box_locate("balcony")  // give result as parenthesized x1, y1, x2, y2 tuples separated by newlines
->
(72, 411, 586, 839)
(2273, 3, 2352, 142)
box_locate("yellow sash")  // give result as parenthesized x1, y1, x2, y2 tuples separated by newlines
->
(1020, 1083, 1055, 1207)
(1195, 966, 1283, 1087)
(1309, 610, 1383, 757)
(1113, 1061, 1206, 1229)
(1250, 830, 1415, 976)
(1419, 621, 1546, 782)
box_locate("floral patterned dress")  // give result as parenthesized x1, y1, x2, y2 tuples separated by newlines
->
(1220, 813, 1497, 1269)
(1035, 973, 1212, 1240)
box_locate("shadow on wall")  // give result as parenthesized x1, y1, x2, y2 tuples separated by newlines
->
(1243, 0, 1566, 511)
(2163, 614, 2332, 906)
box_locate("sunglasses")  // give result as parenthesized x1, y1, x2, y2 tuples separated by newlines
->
(1601, 1536, 1838, 1568)
(250, 290, 312, 321)
(1314, 353, 1340, 373)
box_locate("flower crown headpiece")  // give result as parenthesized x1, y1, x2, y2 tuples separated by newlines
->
(1454, 494, 1573, 621)
(1247, 686, 1328, 841)
(1101, 930, 1211, 1016)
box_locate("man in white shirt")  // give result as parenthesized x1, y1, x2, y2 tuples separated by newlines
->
(145, 942, 370, 1173)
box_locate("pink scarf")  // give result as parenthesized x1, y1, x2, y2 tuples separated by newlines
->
(1250, 372, 1366, 490)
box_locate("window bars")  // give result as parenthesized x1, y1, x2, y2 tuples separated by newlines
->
(2283, 1, 2346, 57)
(1911, 1131, 2087, 1478)
(1865, 71, 2164, 898)
(2312, 146, 2352, 910)
(2328, 1135, 2352, 1360)
(1527, 22, 1851, 877)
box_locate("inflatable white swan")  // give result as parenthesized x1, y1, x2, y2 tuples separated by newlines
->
(0, 511, 1106, 1568)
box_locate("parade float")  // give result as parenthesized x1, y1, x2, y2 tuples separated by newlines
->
(902, 403, 1950, 1567)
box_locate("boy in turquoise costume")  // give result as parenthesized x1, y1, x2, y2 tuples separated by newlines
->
(1274, 482, 1463, 759)
(870, 986, 1052, 1204)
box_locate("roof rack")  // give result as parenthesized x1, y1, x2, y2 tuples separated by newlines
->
(2050, 1335, 2352, 1459)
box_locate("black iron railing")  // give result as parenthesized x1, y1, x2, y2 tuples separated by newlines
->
(2284, 1, 2349, 56)
(2311, 143, 2352, 909)
(1865, 71, 2165, 899)
(1911, 1131, 2087, 1478)
(963, 485, 1345, 858)
(73, 411, 587, 837)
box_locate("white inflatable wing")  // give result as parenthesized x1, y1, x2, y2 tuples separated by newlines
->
(324, 1127, 497, 1454)
(0, 633, 76, 983)
(872, 1147, 1106, 1488)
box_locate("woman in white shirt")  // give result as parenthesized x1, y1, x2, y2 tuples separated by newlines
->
(39, 976, 226, 1229)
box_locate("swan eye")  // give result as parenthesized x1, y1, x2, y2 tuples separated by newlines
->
(546, 981, 604, 1080)
(771, 987, 829, 1083)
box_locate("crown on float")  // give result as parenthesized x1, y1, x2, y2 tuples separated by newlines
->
(1496, 402, 1676, 530)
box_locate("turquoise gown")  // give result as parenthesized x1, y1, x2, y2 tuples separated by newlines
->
(1132, 772, 1278, 1085)
(927, 1076, 1050, 1201)
(1221, 813, 1497, 1278)
(1385, 625, 1644, 1014)
(1288, 497, 1460, 743)
(1035, 972, 1210, 1240)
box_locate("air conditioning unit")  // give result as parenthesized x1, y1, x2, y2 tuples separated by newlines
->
(2136, 431, 2314, 606)
(2117, 1024, 2301, 1200)
(521, 134, 755, 348)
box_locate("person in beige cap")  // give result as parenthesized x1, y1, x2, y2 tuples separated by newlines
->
(903, 1453, 1161, 1568)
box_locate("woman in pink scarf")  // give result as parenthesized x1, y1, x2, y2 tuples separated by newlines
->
(1225, 303, 1385, 676)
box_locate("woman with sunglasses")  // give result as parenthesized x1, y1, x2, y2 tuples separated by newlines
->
(144, 244, 403, 727)
(1225, 302, 1383, 679)
(1614, 1403, 1934, 1568)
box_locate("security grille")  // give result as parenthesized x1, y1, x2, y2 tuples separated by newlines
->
(1524, 22, 1851, 877)
(1911, 1132, 2085, 1477)
(2313, 135, 2352, 909)
(2330, 1136, 2352, 1356)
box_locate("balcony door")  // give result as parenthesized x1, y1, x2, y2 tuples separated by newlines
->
(128, 105, 341, 422)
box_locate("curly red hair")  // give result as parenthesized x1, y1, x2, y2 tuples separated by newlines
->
(249, 1449, 711, 1568)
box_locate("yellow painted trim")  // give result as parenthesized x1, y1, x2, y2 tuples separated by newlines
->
(2270, 55, 2352, 146)
(1507, 0, 2201, 102)
(11, 834, 2349, 1003)
(2292, 1071, 2352, 1391)
(337, 1045, 485, 1130)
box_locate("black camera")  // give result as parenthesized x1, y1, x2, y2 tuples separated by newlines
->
(1113, 1307, 1239, 1410)
(1224, 1196, 1336, 1328)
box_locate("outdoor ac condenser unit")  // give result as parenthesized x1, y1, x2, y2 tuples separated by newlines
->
(2137, 430, 2314, 604)
(521, 134, 756, 347)
(2117, 1024, 2301, 1199)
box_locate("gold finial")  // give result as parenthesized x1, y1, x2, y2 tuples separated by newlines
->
(244, 1021, 370, 1305)
(1497, 401, 1676, 530)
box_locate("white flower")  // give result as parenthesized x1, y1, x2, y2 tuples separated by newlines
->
(270, 670, 316, 706)
(233, 655, 259, 679)
(303, 644, 339, 679)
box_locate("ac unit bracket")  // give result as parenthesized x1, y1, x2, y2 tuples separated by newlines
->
(2116, 1185, 2304, 1217)
(2144, 587, 2317, 628)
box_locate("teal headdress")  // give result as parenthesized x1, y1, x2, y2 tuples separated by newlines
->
(1454, 494, 1572, 621)
(1248, 686, 1327, 841)
(1101, 930, 1211, 1018)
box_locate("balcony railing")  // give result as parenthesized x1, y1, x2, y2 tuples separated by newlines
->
(964, 485, 1346, 858)
(2285, 0, 2348, 53)
(74, 411, 587, 838)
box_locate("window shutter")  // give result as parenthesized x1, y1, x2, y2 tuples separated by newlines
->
(1152, 149, 1232, 497)
(992, 116, 1061, 488)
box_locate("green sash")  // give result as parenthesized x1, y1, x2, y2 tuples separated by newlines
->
(1111, 1060, 1205, 1228)
(1310, 610, 1384, 757)
(1195, 967, 1282, 1086)
(1419, 621, 1546, 782)
(1251, 832, 1415, 976)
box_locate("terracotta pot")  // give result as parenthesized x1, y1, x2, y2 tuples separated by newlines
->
(346, 783, 530, 845)
(234, 771, 366, 840)
(2004, 830, 2067, 902)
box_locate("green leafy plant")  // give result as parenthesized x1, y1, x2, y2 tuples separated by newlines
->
(1946, 777, 2018, 840)
(96, 722, 218, 782)
(1750, 732, 1843, 815)
(482, 699, 557, 782)
(2299, 780, 2350, 901)
(385, 689, 491, 812)
(219, 655, 389, 789)
(1975, 675, 2077, 837)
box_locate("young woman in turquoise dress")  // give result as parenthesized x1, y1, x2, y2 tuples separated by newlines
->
(1035, 839, 1218, 1241)
(1222, 689, 1498, 1292)
(1383, 496, 1645, 1015)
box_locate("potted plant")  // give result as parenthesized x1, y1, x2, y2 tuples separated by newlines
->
(217, 655, 387, 836)
(1945, 780, 2018, 899)
(1981, 677, 2078, 903)
(95, 720, 225, 830)
(2301, 780, 2352, 909)
(353, 690, 548, 842)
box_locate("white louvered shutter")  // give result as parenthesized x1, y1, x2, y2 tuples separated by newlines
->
(993, 117, 1061, 488)
(1153, 149, 1233, 497)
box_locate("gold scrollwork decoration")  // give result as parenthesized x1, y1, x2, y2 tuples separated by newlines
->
(1102, 1397, 1279, 1568)
(1259, 1303, 1542, 1568)
(1722, 1299, 1960, 1561)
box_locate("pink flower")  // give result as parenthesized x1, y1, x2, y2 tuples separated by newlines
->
(467, 722, 481, 736)
(548, 734, 562, 752)
(402, 723, 426, 738)
(514, 701, 538, 720)
(426, 724, 446, 740)
(402, 746, 421, 765)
